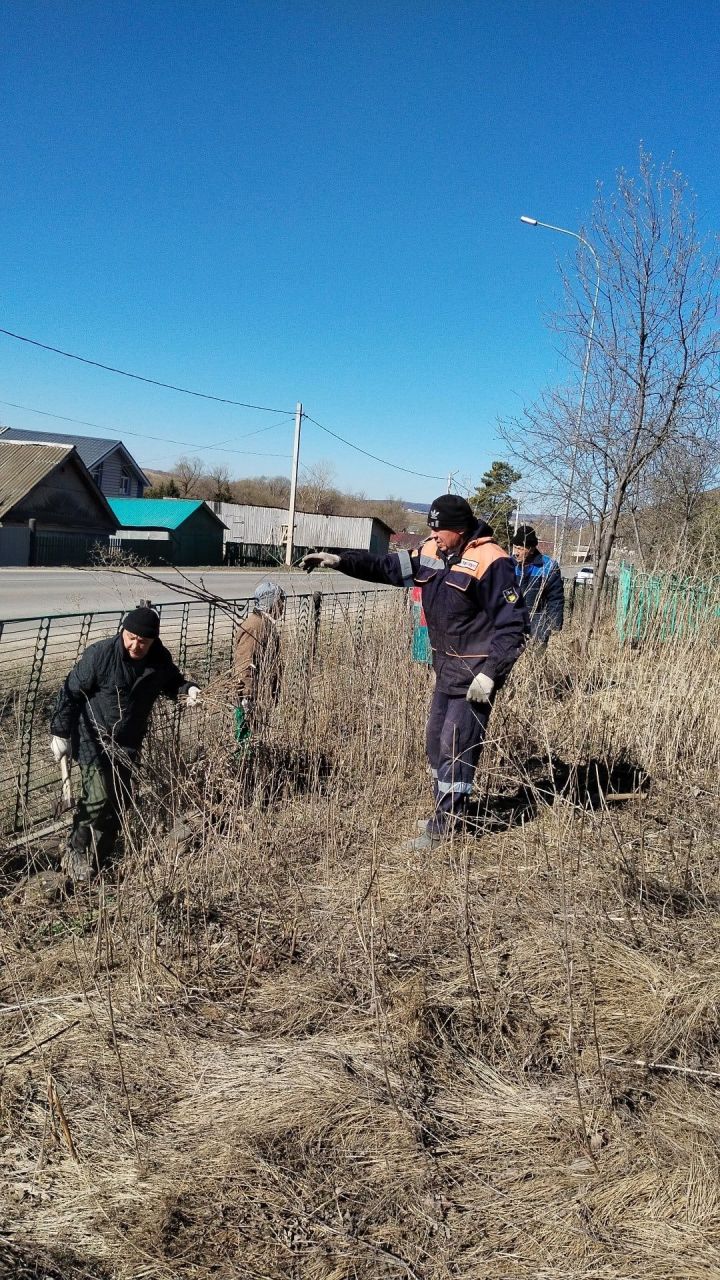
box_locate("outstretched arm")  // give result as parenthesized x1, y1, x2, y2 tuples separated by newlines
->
(334, 548, 416, 588)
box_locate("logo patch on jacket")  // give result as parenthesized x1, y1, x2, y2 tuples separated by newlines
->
(503, 587, 519, 604)
(460, 557, 477, 570)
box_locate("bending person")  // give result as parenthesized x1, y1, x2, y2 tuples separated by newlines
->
(233, 580, 285, 743)
(50, 606, 200, 884)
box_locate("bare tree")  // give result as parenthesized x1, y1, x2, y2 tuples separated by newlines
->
(637, 415, 720, 561)
(231, 475, 291, 506)
(174, 455, 207, 497)
(297, 461, 340, 515)
(504, 150, 720, 639)
(204, 464, 233, 504)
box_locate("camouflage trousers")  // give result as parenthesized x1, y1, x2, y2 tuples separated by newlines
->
(69, 758, 133, 866)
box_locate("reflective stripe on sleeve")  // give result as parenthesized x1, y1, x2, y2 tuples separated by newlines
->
(396, 549, 414, 586)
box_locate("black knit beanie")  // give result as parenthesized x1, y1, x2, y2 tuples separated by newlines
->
(512, 524, 538, 548)
(121, 606, 160, 638)
(427, 494, 476, 532)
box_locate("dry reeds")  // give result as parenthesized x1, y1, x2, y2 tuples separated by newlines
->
(1, 585, 719, 1278)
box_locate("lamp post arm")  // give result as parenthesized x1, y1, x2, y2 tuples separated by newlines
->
(521, 215, 601, 565)
(527, 219, 601, 275)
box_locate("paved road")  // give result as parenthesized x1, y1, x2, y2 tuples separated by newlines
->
(0, 559, 586, 623)
(0, 567, 388, 622)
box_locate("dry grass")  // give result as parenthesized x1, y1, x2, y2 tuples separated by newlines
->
(1, 588, 719, 1279)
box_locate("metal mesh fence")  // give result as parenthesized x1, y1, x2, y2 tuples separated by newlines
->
(616, 563, 720, 643)
(0, 587, 388, 838)
(0, 575, 619, 840)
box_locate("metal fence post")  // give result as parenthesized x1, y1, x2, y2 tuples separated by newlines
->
(205, 602, 216, 680)
(354, 591, 367, 646)
(171, 602, 190, 746)
(14, 616, 50, 831)
(311, 591, 322, 663)
(75, 613, 93, 663)
(176, 601, 189, 670)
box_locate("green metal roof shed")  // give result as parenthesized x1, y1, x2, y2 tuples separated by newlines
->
(108, 498, 227, 566)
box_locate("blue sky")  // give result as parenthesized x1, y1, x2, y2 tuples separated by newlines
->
(2, 1, 719, 504)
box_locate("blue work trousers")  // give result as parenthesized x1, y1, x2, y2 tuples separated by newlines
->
(425, 686, 492, 835)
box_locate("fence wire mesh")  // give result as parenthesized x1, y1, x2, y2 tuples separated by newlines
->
(0, 576, 615, 841)
(0, 587, 388, 838)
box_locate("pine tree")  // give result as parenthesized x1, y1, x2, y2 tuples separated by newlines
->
(471, 461, 521, 546)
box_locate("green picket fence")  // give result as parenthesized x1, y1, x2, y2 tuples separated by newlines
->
(616, 563, 720, 643)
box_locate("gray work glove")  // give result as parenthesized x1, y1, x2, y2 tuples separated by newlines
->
(186, 685, 201, 705)
(50, 735, 72, 763)
(466, 673, 494, 704)
(300, 552, 341, 573)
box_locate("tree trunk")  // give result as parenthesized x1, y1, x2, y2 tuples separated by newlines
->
(583, 480, 629, 645)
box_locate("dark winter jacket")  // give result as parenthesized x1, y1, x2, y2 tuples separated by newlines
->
(338, 522, 529, 695)
(512, 551, 565, 643)
(51, 634, 193, 765)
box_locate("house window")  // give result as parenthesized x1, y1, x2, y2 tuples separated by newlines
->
(91, 464, 103, 489)
(119, 469, 131, 495)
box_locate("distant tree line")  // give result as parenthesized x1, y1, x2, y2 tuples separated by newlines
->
(145, 457, 409, 533)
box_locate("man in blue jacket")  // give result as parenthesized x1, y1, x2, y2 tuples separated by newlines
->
(302, 494, 529, 850)
(510, 525, 565, 645)
(50, 606, 200, 884)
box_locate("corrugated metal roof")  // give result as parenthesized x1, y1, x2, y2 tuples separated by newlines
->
(0, 426, 149, 483)
(108, 497, 226, 530)
(0, 441, 74, 519)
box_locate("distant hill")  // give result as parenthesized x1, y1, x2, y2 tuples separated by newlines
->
(403, 500, 430, 513)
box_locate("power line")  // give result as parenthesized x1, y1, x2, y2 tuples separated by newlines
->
(304, 413, 445, 483)
(0, 400, 293, 460)
(0, 324, 464, 488)
(0, 327, 292, 414)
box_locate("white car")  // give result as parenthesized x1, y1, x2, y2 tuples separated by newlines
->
(575, 565, 594, 585)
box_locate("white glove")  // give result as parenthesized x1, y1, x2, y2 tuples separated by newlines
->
(240, 697, 253, 712)
(50, 735, 72, 763)
(466, 673, 495, 704)
(186, 685, 201, 705)
(300, 552, 341, 573)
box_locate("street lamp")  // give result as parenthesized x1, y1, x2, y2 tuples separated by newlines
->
(520, 214, 601, 566)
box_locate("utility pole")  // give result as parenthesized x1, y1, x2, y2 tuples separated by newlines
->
(446, 470, 456, 492)
(285, 402, 303, 567)
(553, 513, 559, 560)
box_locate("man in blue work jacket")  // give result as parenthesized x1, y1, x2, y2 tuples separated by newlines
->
(301, 494, 529, 850)
(510, 525, 565, 645)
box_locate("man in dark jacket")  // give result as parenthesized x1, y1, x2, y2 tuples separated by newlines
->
(510, 525, 565, 645)
(301, 494, 529, 850)
(50, 606, 200, 883)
